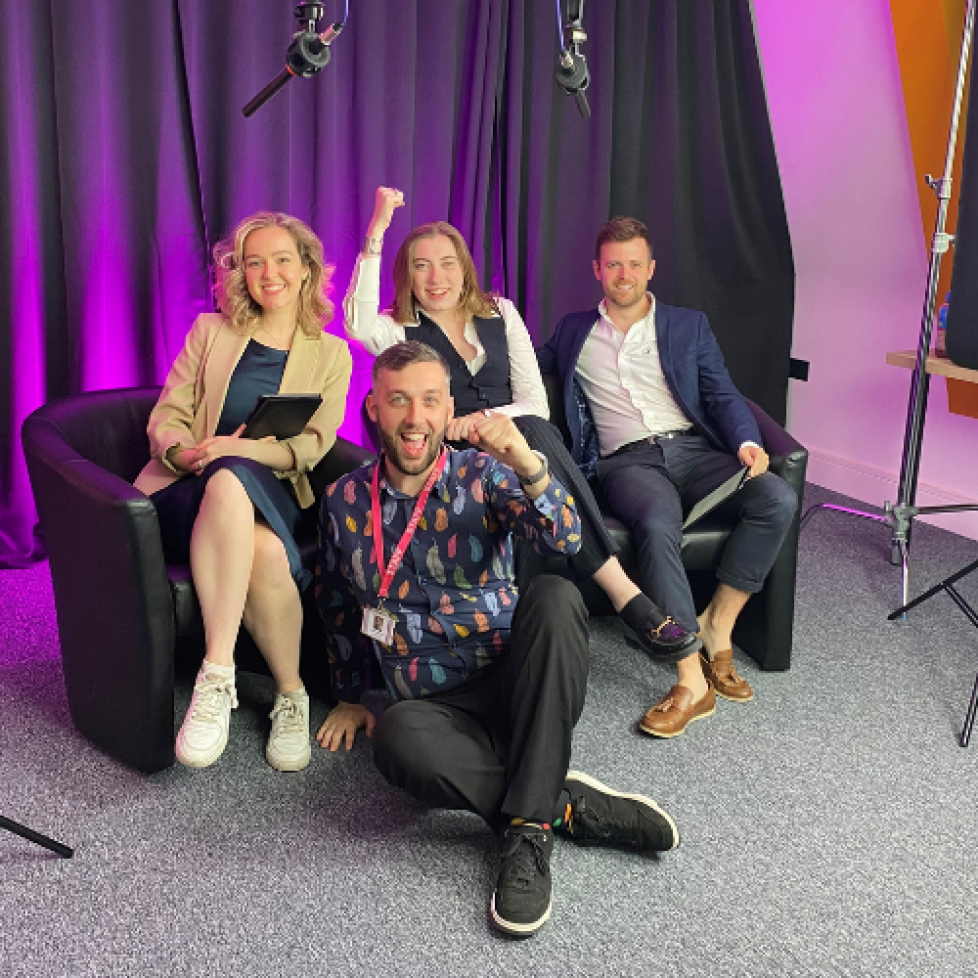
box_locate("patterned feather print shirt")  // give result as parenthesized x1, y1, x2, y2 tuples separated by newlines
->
(317, 447, 581, 703)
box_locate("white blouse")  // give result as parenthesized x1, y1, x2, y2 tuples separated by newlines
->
(343, 254, 549, 420)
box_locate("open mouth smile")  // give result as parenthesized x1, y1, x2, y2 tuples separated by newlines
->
(399, 430, 430, 459)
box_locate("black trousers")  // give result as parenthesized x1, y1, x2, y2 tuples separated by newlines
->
(372, 575, 590, 827)
(511, 415, 618, 579)
(598, 435, 798, 632)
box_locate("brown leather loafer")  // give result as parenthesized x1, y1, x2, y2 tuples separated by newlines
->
(701, 649, 753, 702)
(639, 684, 716, 738)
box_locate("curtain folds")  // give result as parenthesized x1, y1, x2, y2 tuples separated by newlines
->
(0, 0, 793, 567)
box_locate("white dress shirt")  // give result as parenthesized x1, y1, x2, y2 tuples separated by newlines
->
(576, 295, 693, 456)
(344, 255, 549, 419)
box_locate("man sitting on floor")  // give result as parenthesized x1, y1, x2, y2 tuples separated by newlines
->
(316, 340, 680, 937)
(538, 217, 798, 738)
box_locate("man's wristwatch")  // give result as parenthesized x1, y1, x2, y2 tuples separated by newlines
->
(518, 450, 549, 487)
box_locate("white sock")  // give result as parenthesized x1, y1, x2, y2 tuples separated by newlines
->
(199, 661, 235, 681)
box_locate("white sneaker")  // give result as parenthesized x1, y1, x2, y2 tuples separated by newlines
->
(175, 669, 238, 768)
(266, 690, 311, 772)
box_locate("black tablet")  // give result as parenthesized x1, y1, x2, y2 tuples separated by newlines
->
(241, 394, 323, 440)
(682, 466, 749, 530)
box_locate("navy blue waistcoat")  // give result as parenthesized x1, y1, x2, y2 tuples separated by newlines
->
(412, 313, 513, 414)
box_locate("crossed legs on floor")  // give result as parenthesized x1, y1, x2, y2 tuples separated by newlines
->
(371, 576, 680, 937)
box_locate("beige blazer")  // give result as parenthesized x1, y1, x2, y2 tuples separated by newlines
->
(134, 313, 353, 509)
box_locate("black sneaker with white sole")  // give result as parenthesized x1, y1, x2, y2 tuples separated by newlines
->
(564, 771, 680, 852)
(490, 825, 554, 937)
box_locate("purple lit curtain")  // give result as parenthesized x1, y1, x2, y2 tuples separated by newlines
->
(0, 0, 792, 567)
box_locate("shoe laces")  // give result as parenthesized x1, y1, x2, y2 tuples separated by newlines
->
(500, 831, 549, 888)
(269, 696, 305, 732)
(190, 677, 237, 722)
(573, 800, 640, 846)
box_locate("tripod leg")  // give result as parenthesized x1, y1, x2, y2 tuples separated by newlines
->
(894, 538, 910, 621)
(901, 540, 909, 611)
(800, 502, 890, 532)
(961, 674, 978, 748)
(0, 815, 73, 858)
(890, 539, 902, 567)
(888, 557, 978, 620)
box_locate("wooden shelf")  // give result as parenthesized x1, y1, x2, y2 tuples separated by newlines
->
(886, 350, 978, 384)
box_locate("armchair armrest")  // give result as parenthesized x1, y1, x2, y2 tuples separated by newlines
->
(736, 398, 807, 672)
(307, 436, 376, 501)
(745, 399, 808, 499)
(22, 407, 177, 773)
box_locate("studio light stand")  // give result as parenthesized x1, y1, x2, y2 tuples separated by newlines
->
(802, 0, 978, 613)
(887, 557, 978, 746)
(0, 814, 73, 858)
(804, 0, 978, 746)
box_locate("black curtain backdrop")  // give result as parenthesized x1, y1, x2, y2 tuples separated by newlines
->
(0, 0, 794, 566)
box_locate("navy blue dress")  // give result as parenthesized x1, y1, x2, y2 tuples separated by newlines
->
(150, 339, 310, 590)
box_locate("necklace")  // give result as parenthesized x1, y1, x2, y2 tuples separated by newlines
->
(254, 322, 294, 350)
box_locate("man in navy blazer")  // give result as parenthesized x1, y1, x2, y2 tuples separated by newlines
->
(538, 217, 797, 738)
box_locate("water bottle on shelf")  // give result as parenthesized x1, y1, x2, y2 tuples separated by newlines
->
(934, 291, 950, 357)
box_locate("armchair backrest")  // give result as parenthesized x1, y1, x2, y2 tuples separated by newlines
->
(24, 387, 159, 483)
(542, 373, 572, 449)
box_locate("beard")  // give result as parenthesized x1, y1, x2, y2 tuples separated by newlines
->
(380, 425, 446, 480)
(603, 283, 647, 311)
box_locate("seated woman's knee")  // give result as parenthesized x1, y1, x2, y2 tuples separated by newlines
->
(202, 465, 250, 507)
(251, 524, 292, 584)
(512, 414, 548, 437)
(511, 414, 562, 452)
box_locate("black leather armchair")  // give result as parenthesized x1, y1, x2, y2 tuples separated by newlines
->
(22, 387, 375, 774)
(539, 375, 808, 673)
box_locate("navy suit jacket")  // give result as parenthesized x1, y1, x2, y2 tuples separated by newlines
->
(537, 302, 761, 470)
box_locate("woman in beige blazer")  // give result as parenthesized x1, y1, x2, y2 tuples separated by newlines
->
(135, 212, 352, 773)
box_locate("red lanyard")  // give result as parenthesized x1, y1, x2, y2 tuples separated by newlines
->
(370, 448, 448, 601)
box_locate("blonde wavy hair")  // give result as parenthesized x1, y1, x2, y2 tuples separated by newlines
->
(391, 222, 498, 325)
(213, 212, 334, 337)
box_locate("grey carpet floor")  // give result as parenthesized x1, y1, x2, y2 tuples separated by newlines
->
(1, 482, 977, 977)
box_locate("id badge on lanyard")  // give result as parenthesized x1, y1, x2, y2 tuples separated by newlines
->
(362, 449, 448, 643)
(362, 606, 396, 645)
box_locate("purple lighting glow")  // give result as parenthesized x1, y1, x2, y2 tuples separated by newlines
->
(1, 0, 793, 564)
